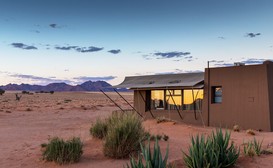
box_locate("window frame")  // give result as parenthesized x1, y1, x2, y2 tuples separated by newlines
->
(211, 86, 222, 104)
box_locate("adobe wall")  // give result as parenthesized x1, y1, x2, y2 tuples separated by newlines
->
(204, 64, 271, 131)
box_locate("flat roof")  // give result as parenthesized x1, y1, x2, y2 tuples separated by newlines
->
(114, 72, 204, 89)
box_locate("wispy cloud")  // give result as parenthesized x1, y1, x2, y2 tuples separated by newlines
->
(218, 36, 225, 40)
(49, 23, 57, 28)
(76, 46, 103, 53)
(144, 51, 192, 61)
(246, 32, 261, 38)
(9, 74, 72, 85)
(55, 45, 103, 53)
(55, 46, 78, 50)
(108, 49, 121, 54)
(49, 23, 67, 29)
(11, 43, 37, 50)
(154, 51, 191, 59)
(241, 58, 272, 64)
(209, 58, 272, 67)
(73, 76, 116, 83)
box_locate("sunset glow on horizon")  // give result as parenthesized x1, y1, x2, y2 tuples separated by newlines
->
(1, 0, 273, 86)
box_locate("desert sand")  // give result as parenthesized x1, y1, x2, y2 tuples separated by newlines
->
(1, 91, 273, 168)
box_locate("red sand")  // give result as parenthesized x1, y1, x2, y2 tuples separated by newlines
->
(0, 92, 273, 168)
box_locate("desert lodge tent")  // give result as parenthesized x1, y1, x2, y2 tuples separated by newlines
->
(114, 61, 273, 131)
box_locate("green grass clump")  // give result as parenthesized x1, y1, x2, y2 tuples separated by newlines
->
(244, 138, 263, 157)
(90, 118, 108, 139)
(103, 112, 145, 158)
(42, 137, 83, 164)
(126, 138, 172, 168)
(183, 129, 239, 168)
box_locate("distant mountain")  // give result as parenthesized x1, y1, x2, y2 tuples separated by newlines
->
(0, 81, 126, 92)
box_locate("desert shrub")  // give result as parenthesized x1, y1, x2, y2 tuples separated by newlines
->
(126, 138, 172, 168)
(233, 125, 240, 132)
(22, 90, 30, 94)
(163, 134, 169, 141)
(246, 129, 256, 135)
(244, 138, 263, 157)
(156, 116, 175, 124)
(50, 91, 54, 94)
(0, 89, 5, 95)
(42, 137, 83, 164)
(103, 112, 145, 158)
(90, 118, 108, 139)
(183, 129, 239, 168)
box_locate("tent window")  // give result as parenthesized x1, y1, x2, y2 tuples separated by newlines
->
(151, 90, 165, 110)
(212, 86, 222, 103)
(166, 90, 182, 110)
(183, 89, 203, 110)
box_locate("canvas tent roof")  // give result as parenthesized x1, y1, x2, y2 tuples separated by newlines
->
(113, 72, 204, 89)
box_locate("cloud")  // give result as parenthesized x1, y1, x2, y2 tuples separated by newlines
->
(11, 43, 37, 50)
(49, 23, 67, 29)
(144, 51, 192, 61)
(108, 49, 121, 54)
(241, 58, 272, 64)
(9, 74, 73, 85)
(218, 36, 225, 40)
(76, 46, 103, 53)
(154, 51, 191, 59)
(73, 76, 116, 83)
(55, 45, 103, 53)
(209, 58, 273, 67)
(55, 46, 78, 50)
(49, 23, 57, 28)
(246, 32, 261, 38)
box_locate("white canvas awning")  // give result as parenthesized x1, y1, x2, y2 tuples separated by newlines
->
(114, 72, 204, 89)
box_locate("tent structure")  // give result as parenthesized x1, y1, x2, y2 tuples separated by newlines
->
(114, 72, 204, 89)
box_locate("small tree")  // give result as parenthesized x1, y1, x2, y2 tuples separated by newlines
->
(0, 89, 5, 95)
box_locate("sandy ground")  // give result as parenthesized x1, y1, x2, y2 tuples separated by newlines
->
(0, 91, 273, 168)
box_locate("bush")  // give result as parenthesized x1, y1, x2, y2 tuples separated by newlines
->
(244, 138, 263, 157)
(42, 137, 83, 164)
(183, 129, 239, 168)
(90, 118, 108, 139)
(103, 112, 145, 158)
(246, 129, 256, 135)
(0, 89, 5, 95)
(126, 138, 171, 168)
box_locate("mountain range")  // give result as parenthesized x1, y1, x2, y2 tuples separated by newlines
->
(0, 81, 126, 92)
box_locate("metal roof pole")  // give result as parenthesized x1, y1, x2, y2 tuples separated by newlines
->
(167, 89, 183, 120)
(100, 89, 125, 112)
(139, 90, 155, 119)
(114, 89, 143, 118)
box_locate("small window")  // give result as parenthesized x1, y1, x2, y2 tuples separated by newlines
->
(212, 86, 222, 103)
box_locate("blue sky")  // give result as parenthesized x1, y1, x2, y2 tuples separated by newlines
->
(0, 0, 272, 85)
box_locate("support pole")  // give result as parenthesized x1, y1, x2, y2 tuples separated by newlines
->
(100, 89, 125, 112)
(114, 89, 143, 118)
(139, 91, 155, 119)
(191, 88, 197, 120)
(167, 90, 183, 120)
(207, 61, 210, 126)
